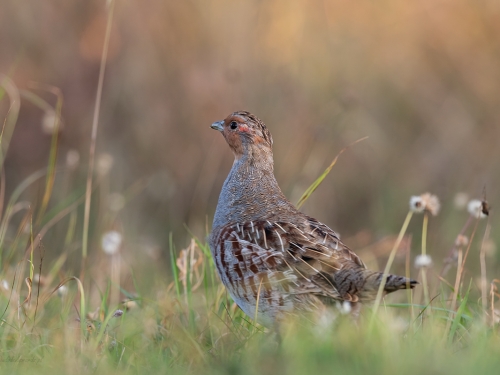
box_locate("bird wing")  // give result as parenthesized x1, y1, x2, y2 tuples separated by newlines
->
(213, 218, 366, 303)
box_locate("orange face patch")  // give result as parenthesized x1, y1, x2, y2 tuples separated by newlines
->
(239, 124, 250, 132)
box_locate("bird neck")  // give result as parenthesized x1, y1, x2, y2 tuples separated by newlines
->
(212, 152, 295, 229)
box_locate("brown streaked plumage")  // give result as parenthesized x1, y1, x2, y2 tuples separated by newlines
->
(209, 111, 417, 326)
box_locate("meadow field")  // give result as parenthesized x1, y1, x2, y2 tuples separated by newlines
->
(0, 0, 499, 373)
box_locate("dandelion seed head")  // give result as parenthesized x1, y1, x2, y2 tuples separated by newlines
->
(409, 196, 425, 213)
(340, 301, 352, 315)
(101, 230, 122, 255)
(41, 109, 63, 134)
(414, 254, 433, 268)
(32, 273, 46, 286)
(96, 153, 114, 176)
(66, 150, 80, 170)
(467, 199, 487, 219)
(421, 193, 440, 216)
(410, 193, 440, 216)
(57, 285, 68, 297)
(455, 234, 469, 247)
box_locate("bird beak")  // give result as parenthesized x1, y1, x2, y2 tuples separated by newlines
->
(211, 120, 224, 132)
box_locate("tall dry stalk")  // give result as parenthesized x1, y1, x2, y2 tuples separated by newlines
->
(371, 211, 413, 323)
(445, 217, 479, 334)
(420, 213, 430, 307)
(480, 223, 491, 322)
(81, 0, 116, 279)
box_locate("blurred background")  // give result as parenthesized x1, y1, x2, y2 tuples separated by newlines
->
(0, 0, 499, 282)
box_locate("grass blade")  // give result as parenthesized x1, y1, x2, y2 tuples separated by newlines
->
(169, 233, 181, 300)
(296, 136, 368, 209)
(448, 280, 471, 344)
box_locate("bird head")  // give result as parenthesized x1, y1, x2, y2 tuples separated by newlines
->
(211, 111, 273, 160)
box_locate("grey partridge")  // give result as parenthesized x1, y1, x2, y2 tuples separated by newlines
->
(209, 111, 417, 326)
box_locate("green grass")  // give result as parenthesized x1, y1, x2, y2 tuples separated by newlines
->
(0, 256, 499, 375)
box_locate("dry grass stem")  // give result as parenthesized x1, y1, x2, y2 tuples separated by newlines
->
(82, 0, 116, 276)
(480, 222, 491, 322)
(371, 210, 413, 322)
(420, 213, 430, 307)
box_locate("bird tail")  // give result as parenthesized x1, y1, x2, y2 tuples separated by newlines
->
(382, 273, 418, 293)
(355, 269, 418, 301)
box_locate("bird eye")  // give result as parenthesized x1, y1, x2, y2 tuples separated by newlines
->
(230, 121, 238, 130)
